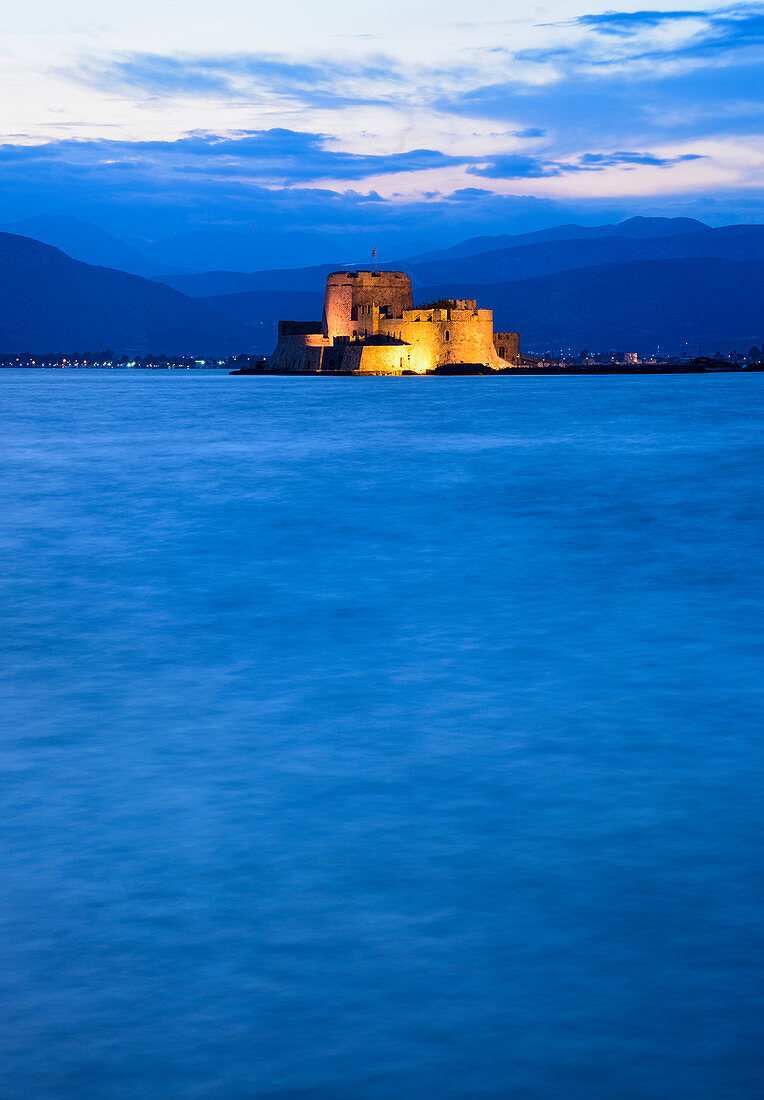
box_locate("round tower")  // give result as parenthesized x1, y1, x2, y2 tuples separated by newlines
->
(322, 271, 413, 341)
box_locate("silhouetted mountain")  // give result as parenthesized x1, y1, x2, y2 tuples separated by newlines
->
(159, 220, 764, 297)
(407, 225, 764, 285)
(141, 227, 430, 273)
(0, 213, 726, 286)
(0, 216, 163, 277)
(142, 228, 344, 274)
(203, 290, 324, 349)
(405, 216, 709, 263)
(154, 216, 709, 275)
(162, 263, 340, 297)
(0, 233, 253, 354)
(418, 258, 764, 354)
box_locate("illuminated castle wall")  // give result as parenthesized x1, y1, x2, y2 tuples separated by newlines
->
(270, 270, 520, 373)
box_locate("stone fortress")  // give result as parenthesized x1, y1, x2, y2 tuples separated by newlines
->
(270, 270, 520, 374)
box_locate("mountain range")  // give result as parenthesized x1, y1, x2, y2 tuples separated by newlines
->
(156, 218, 764, 297)
(405, 216, 709, 263)
(0, 233, 252, 354)
(418, 259, 764, 354)
(0, 218, 167, 278)
(0, 215, 762, 355)
(0, 216, 433, 276)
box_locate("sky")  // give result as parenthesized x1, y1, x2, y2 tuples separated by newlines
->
(2, 0, 763, 247)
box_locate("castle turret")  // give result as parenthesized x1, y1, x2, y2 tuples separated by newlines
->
(322, 270, 414, 341)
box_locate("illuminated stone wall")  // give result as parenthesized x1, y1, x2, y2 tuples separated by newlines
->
(341, 341, 410, 374)
(378, 306, 506, 372)
(322, 271, 414, 340)
(494, 331, 520, 365)
(269, 332, 328, 372)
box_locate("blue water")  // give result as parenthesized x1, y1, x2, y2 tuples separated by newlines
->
(1, 370, 762, 1099)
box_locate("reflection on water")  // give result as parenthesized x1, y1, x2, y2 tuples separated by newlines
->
(1, 371, 762, 1098)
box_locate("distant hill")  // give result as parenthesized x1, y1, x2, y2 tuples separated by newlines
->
(0, 233, 253, 354)
(202, 290, 324, 349)
(405, 216, 709, 263)
(418, 258, 764, 354)
(0, 219, 426, 279)
(159, 220, 764, 298)
(0, 216, 164, 277)
(28, 214, 707, 279)
(199, 256, 764, 355)
(407, 225, 764, 286)
(142, 227, 357, 275)
(163, 263, 341, 298)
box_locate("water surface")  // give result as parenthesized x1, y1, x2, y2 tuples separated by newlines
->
(1, 371, 762, 1098)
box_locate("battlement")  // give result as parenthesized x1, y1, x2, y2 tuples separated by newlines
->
(494, 331, 520, 364)
(327, 269, 410, 285)
(401, 306, 491, 324)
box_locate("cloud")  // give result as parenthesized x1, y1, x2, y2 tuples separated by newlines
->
(576, 5, 764, 50)
(510, 3, 764, 78)
(468, 154, 560, 179)
(434, 14, 764, 150)
(450, 187, 495, 201)
(468, 149, 705, 178)
(69, 8, 764, 118)
(1, 129, 763, 252)
(69, 51, 408, 110)
(575, 10, 707, 35)
(0, 151, 605, 247)
(51, 7, 764, 173)
(0, 129, 471, 183)
(2, 4, 761, 243)
(0, 130, 710, 196)
(569, 150, 705, 168)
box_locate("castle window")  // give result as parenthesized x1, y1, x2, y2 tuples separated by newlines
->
(445, 330, 450, 341)
(499, 346, 505, 358)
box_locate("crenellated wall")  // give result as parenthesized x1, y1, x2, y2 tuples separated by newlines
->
(493, 331, 521, 365)
(378, 305, 505, 372)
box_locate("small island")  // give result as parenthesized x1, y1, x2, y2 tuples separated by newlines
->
(268, 270, 520, 375)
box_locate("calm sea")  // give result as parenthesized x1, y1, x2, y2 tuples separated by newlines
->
(1, 370, 762, 1098)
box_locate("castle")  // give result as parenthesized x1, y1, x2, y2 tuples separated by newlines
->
(269, 270, 520, 374)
